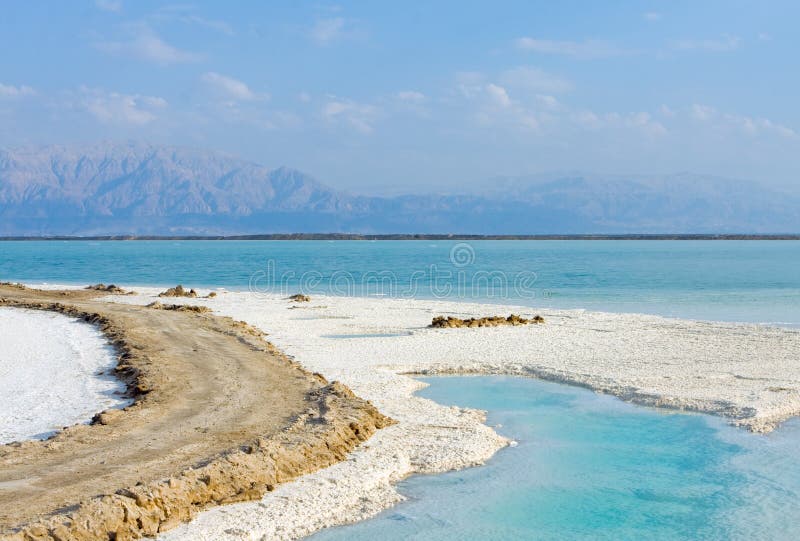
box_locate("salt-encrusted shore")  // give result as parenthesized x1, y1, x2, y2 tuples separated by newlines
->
(93, 287, 800, 540)
(0, 307, 127, 444)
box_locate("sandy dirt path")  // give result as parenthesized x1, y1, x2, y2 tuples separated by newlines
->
(0, 285, 390, 540)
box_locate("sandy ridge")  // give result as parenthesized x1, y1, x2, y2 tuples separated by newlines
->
(0, 285, 391, 540)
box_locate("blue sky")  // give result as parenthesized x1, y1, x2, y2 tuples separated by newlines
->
(0, 1, 798, 193)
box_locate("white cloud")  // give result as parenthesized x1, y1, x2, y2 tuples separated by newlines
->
(149, 6, 234, 35)
(750, 117, 796, 138)
(515, 37, 628, 58)
(570, 109, 666, 136)
(310, 17, 346, 44)
(486, 84, 511, 108)
(96, 26, 201, 65)
(182, 15, 234, 35)
(298, 92, 312, 103)
(644, 12, 662, 21)
(626, 111, 667, 136)
(454, 72, 486, 99)
(571, 110, 602, 129)
(395, 90, 426, 103)
(536, 94, 559, 110)
(500, 66, 573, 94)
(673, 35, 740, 52)
(322, 97, 378, 133)
(519, 114, 540, 130)
(80, 87, 167, 125)
(691, 103, 794, 138)
(458, 78, 550, 131)
(95, 0, 122, 13)
(0, 83, 36, 98)
(455, 70, 669, 138)
(202, 72, 264, 101)
(691, 104, 716, 121)
(659, 104, 676, 117)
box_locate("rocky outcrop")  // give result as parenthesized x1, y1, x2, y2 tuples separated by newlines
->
(158, 285, 198, 298)
(85, 283, 134, 295)
(430, 314, 544, 328)
(146, 301, 211, 313)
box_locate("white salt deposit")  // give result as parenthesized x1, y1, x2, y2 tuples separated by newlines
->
(0, 307, 127, 444)
(92, 288, 800, 540)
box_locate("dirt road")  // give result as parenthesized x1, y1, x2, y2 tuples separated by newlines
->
(0, 284, 390, 540)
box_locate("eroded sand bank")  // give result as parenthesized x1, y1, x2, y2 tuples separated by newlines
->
(0, 285, 390, 540)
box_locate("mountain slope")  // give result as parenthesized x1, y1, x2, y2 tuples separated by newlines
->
(0, 143, 797, 235)
(486, 173, 800, 233)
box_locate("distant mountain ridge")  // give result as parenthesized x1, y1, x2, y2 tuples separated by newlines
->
(0, 143, 798, 235)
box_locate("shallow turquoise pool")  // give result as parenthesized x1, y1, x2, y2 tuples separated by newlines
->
(310, 376, 800, 541)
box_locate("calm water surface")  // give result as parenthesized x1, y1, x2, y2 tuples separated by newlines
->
(1, 240, 799, 323)
(312, 377, 800, 541)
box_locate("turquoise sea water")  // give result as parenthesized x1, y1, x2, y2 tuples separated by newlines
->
(1, 240, 799, 323)
(311, 377, 800, 541)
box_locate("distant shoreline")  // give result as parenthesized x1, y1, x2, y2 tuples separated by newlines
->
(1, 234, 799, 241)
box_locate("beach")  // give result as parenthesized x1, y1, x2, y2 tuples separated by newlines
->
(98, 286, 799, 539)
(1, 282, 799, 539)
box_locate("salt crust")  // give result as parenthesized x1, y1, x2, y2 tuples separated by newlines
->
(97, 288, 800, 540)
(0, 307, 126, 444)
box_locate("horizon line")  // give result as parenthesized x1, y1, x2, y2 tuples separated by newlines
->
(2, 234, 799, 241)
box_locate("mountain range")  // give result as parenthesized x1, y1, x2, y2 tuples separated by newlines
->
(0, 143, 798, 235)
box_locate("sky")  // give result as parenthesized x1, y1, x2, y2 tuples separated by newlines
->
(0, 0, 798, 194)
